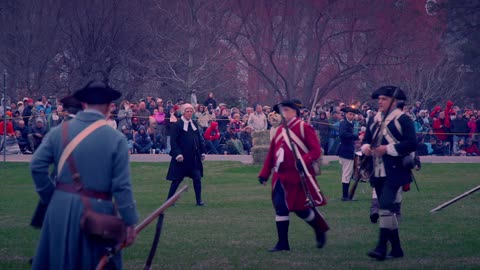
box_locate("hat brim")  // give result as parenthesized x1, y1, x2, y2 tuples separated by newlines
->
(74, 86, 121, 104)
(341, 107, 360, 114)
(60, 95, 83, 110)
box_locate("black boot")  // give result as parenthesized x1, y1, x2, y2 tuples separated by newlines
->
(193, 178, 204, 206)
(341, 183, 350, 201)
(167, 180, 181, 200)
(370, 198, 380, 223)
(306, 218, 327, 248)
(367, 228, 389, 260)
(387, 229, 404, 259)
(269, 221, 290, 252)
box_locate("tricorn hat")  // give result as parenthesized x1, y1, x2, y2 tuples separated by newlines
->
(371, 86, 407, 101)
(60, 95, 83, 110)
(341, 106, 360, 114)
(73, 80, 122, 105)
(273, 99, 304, 117)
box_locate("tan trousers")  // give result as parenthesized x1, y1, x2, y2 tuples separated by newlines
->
(339, 157, 354, 184)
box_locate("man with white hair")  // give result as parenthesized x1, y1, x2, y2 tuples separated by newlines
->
(166, 103, 207, 206)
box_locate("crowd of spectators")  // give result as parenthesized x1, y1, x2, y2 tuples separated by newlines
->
(1, 93, 479, 157)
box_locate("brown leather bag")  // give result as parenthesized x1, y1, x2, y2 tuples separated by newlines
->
(59, 121, 126, 243)
(79, 196, 126, 243)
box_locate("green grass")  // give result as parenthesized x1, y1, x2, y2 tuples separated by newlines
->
(0, 161, 479, 270)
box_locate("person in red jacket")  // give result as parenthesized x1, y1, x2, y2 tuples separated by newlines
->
(204, 121, 221, 154)
(433, 112, 449, 142)
(259, 100, 327, 252)
(464, 138, 479, 156)
(0, 115, 15, 136)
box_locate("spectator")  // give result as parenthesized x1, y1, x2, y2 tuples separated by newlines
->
(328, 111, 342, 155)
(0, 115, 15, 136)
(204, 92, 217, 109)
(28, 118, 48, 152)
(203, 121, 221, 154)
(412, 101, 422, 116)
(147, 126, 162, 153)
(136, 101, 151, 127)
(22, 99, 34, 127)
(467, 115, 477, 139)
(106, 113, 117, 129)
(432, 139, 447, 156)
(225, 132, 243, 155)
(195, 105, 212, 130)
(134, 125, 153, 154)
(109, 102, 118, 124)
(240, 126, 253, 154)
(17, 101, 25, 115)
(147, 99, 157, 115)
(14, 120, 31, 154)
(47, 107, 62, 129)
(117, 100, 133, 131)
(122, 126, 134, 154)
(164, 106, 179, 154)
(217, 108, 230, 134)
(464, 138, 479, 156)
(154, 107, 167, 150)
(432, 111, 450, 142)
(229, 113, 244, 134)
(416, 136, 429, 156)
(156, 98, 164, 110)
(312, 111, 330, 153)
(450, 113, 469, 154)
(452, 138, 467, 156)
(248, 104, 268, 131)
(131, 117, 140, 132)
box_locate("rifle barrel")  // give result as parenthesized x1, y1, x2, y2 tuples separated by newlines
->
(430, 185, 480, 213)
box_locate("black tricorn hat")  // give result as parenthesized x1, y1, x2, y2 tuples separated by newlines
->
(273, 99, 304, 116)
(371, 86, 407, 101)
(341, 106, 360, 114)
(73, 80, 122, 105)
(60, 95, 82, 110)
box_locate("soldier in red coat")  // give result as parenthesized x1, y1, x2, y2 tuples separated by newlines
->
(259, 100, 327, 252)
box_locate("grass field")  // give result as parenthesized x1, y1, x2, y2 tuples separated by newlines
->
(0, 161, 479, 270)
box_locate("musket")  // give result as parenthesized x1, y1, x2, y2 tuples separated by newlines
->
(278, 105, 329, 233)
(430, 185, 480, 213)
(96, 185, 188, 270)
(352, 88, 399, 199)
(348, 153, 362, 200)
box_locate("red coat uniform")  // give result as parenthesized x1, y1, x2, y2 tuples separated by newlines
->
(259, 118, 326, 211)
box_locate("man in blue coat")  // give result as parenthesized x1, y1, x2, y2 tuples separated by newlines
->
(361, 86, 416, 261)
(30, 80, 138, 270)
(338, 106, 362, 201)
(166, 103, 207, 206)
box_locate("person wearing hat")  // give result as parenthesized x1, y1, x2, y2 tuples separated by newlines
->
(360, 86, 416, 261)
(22, 98, 35, 127)
(338, 106, 362, 201)
(259, 99, 327, 252)
(60, 95, 83, 121)
(166, 103, 207, 206)
(30, 80, 138, 269)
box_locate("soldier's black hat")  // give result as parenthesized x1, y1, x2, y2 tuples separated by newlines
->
(371, 86, 407, 101)
(341, 106, 360, 114)
(60, 95, 82, 110)
(273, 99, 304, 117)
(73, 80, 122, 105)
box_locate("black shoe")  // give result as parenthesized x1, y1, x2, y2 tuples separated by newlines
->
(268, 244, 290, 252)
(341, 197, 350, 201)
(315, 231, 326, 248)
(386, 250, 404, 259)
(367, 249, 386, 261)
(370, 213, 379, 224)
(387, 229, 404, 259)
(196, 201, 205, 206)
(367, 228, 389, 261)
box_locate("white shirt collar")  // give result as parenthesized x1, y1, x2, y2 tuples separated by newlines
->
(181, 116, 197, 131)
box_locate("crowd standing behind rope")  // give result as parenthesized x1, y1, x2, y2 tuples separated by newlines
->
(0, 93, 479, 156)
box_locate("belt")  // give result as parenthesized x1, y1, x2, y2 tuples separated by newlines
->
(56, 182, 112, 201)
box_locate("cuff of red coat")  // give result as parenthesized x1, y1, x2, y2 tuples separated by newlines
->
(302, 154, 313, 167)
(118, 202, 139, 226)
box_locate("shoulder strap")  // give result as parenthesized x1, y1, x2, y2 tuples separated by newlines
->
(57, 120, 107, 176)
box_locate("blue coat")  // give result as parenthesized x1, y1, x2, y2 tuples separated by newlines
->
(30, 110, 138, 270)
(337, 120, 358, 160)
